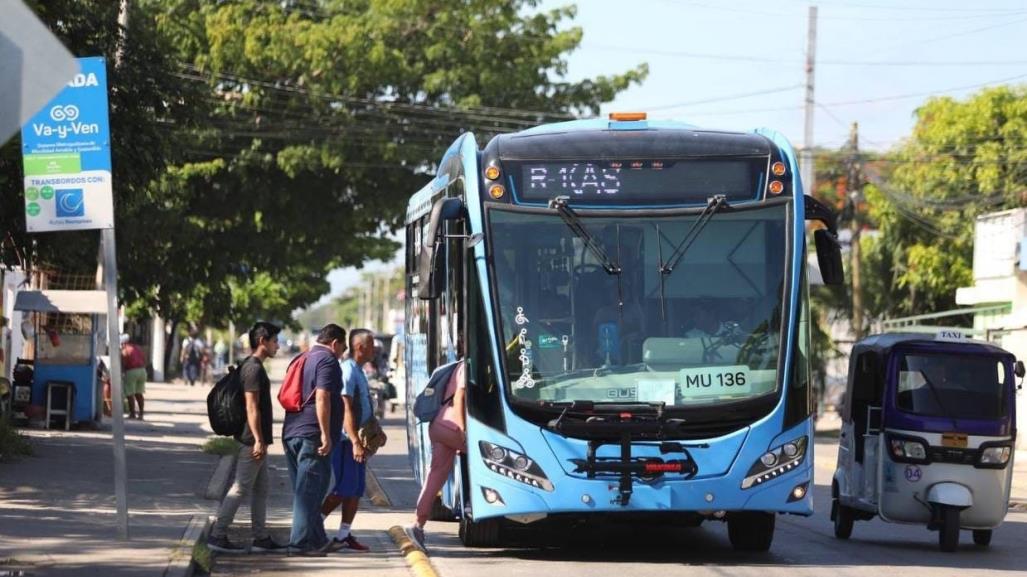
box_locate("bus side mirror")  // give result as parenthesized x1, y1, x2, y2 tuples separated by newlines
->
(418, 197, 466, 300)
(1015, 360, 1024, 379)
(814, 229, 845, 286)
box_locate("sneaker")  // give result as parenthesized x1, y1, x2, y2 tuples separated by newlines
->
(250, 536, 287, 553)
(403, 524, 426, 552)
(207, 535, 246, 554)
(340, 534, 370, 552)
(287, 546, 327, 557)
(323, 538, 347, 553)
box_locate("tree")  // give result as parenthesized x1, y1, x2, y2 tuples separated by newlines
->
(861, 86, 1027, 318)
(3, 1, 646, 332)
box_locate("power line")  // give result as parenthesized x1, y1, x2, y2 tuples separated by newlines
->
(583, 42, 1027, 67)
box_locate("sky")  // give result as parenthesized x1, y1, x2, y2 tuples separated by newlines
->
(320, 0, 1027, 302)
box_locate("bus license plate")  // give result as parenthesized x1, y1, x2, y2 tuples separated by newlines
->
(678, 366, 751, 398)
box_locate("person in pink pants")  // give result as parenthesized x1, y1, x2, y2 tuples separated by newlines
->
(405, 361, 465, 551)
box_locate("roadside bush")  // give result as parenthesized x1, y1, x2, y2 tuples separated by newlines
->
(0, 418, 33, 462)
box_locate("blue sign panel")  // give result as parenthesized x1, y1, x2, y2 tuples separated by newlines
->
(21, 56, 114, 232)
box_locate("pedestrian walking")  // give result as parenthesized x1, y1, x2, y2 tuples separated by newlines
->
(207, 322, 287, 554)
(404, 359, 465, 552)
(120, 334, 147, 420)
(282, 323, 346, 556)
(181, 331, 205, 386)
(321, 328, 375, 552)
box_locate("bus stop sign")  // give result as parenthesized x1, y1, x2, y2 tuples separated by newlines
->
(21, 56, 114, 232)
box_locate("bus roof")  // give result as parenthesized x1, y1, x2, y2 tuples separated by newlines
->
(490, 119, 773, 161)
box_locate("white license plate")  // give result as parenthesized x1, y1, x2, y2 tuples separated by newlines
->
(678, 365, 752, 398)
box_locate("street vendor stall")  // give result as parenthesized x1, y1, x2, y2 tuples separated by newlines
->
(13, 290, 108, 426)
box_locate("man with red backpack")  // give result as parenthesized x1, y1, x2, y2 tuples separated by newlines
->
(281, 324, 347, 556)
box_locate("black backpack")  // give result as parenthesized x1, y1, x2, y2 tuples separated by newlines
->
(207, 363, 245, 436)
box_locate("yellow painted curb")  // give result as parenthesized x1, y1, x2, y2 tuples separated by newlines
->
(388, 525, 438, 577)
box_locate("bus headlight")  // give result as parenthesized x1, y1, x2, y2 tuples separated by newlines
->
(741, 436, 808, 489)
(978, 445, 1012, 468)
(479, 441, 554, 492)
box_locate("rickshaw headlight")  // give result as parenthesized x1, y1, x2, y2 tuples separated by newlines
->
(887, 436, 929, 463)
(893, 440, 927, 461)
(979, 446, 1011, 466)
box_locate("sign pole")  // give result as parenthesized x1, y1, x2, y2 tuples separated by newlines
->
(103, 227, 128, 539)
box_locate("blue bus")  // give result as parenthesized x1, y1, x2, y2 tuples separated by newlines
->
(403, 113, 843, 550)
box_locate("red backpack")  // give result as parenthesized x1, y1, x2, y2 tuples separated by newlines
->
(277, 353, 312, 412)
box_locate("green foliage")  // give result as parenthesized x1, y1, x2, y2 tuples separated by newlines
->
(3, 0, 644, 331)
(863, 86, 1027, 317)
(201, 436, 240, 456)
(0, 418, 33, 462)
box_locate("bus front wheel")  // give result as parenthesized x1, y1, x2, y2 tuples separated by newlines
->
(459, 514, 502, 547)
(727, 512, 775, 551)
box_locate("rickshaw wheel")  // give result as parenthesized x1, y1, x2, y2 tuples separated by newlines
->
(972, 529, 992, 547)
(833, 500, 854, 539)
(939, 506, 960, 552)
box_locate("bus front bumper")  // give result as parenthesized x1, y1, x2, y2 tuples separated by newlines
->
(472, 459, 814, 520)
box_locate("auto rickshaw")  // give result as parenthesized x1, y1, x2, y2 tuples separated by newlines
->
(831, 332, 1023, 552)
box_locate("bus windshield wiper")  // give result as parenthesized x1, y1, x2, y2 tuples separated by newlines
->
(549, 196, 621, 276)
(661, 194, 728, 275)
(657, 195, 728, 324)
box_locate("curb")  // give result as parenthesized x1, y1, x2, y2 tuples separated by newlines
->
(164, 514, 212, 577)
(366, 466, 393, 507)
(388, 525, 438, 577)
(205, 453, 237, 500)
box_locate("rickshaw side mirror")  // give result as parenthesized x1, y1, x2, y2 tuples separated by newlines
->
(1015, 360, 1025, 379)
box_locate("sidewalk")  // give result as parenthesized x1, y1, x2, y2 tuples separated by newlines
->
(0, 381, 225, 577)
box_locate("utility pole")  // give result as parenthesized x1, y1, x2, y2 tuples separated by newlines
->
(847, 122, 864, 341)
(106, 0, 131, 541)
(801, 6, 818, 195)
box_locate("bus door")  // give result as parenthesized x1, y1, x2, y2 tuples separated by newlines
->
(426, 136, 479, 517)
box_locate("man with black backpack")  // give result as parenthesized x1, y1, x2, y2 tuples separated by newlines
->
(207, 322, 286, 554)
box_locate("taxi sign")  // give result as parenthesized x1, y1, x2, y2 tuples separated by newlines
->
(935, 330, 967, 342)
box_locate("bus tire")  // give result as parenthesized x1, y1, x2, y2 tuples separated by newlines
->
(939, 505, 960, 552)
(972, 529, 992, 547)
(833, 500, 854, 540)
(459, 515, 502, 547)
(727, 512, 775, 551)
(430, 495, 456, 522)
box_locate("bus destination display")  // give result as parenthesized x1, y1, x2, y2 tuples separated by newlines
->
(514, 159, 764, 205)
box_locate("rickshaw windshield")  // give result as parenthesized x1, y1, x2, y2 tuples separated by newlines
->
(896, 353, 1009, 420)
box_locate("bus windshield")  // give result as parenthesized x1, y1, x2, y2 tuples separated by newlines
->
(488, 202, 789, 408)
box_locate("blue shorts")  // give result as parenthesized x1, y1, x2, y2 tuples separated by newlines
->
(331, 440, 366, 498)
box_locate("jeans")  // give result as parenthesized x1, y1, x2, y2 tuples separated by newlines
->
(284, 435, 331, 550)
(211, 444, 269, 540)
